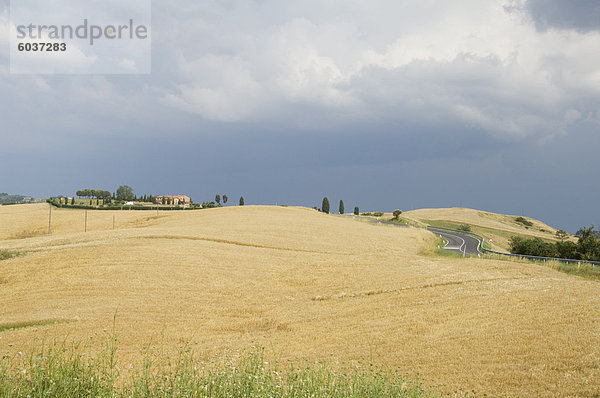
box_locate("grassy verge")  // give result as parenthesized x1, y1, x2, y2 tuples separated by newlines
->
(482, 254, 600, 281)
(430, 237, 464, 259)
(549, 261, 600, 280)
(0, 340, 432, 397)
(385, 217, 411, 226)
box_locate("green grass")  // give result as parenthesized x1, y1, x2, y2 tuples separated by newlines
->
(0, 319, 70, 332)
(0, 250, 21, 261)
(0, 339, 433, 397)
(432, 238, 464, 259)
(552, 262, 600, 280)
(385, 217, 410, 226)
(481, 253, 600, 281)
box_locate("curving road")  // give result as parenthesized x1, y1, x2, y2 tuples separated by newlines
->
(428, 227, 481, 256)
(339, 215, 481, 256)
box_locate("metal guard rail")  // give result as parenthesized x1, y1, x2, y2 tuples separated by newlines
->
(426, 225, 600, 266)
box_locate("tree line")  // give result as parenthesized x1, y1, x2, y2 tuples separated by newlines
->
(318, 197, 361, 216)
(509, 226, 600, 261)
(76, 189, 112, 200)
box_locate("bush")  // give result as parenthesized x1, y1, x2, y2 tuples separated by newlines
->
(354, 206, 359, 216)
(373, 211, 384, 217)
(515, 217, 533, 227)
(509, 236, 556, 257)
(458, 224, 471, 232)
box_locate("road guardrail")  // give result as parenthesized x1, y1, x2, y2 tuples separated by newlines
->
(426, 225, 600, 266)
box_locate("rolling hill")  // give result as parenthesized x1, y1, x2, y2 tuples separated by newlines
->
(1, 203, 599, 396)
(403, 207, 564, 251)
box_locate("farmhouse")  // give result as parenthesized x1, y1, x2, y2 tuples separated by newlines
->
(155, 195, 191, 206)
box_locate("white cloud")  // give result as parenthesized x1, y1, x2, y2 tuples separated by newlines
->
(156, 0, 600, 140)
(1, 0, 599, 142)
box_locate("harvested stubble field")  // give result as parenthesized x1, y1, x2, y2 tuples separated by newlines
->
(1, 203, 600, 396)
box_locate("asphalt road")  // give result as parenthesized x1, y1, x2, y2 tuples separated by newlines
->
(339, 215, 480, 255)
(428, 227, 482, 256)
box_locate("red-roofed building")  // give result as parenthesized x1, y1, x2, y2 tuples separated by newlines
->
(155, 195, 191, 206)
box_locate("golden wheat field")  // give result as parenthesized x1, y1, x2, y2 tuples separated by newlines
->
(1, 203, 600, 396)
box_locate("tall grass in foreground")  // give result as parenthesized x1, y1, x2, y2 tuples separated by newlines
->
(0, 340, 431, 397)
(483, 253, 600, 281)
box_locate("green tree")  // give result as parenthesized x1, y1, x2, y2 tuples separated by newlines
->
(239, 196, 244, 206)
(339, 200, 344, 215)
(322, 197, 330, 214)
(223, 195, 228, 205)
(354, 206, 359, 216)
(71, 197, 75, 205)
(116, 185, 134, 201)
(393, 209, 402, 220)
(215, 194, 221, 205)
(555, 229, 569, 242)
(576, 226, 600, 261)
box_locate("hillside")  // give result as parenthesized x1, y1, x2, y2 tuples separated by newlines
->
(1, 204, 600, 396)
(403, 207, 562, 251)
(0, 193, 41, 204)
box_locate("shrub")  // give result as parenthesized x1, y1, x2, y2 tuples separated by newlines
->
(373, 211, 384, 217)
(458, 224, 471, 232)
(354, 206, 359, 216)
(509, 236, 556, 257)
(515, 217, 533, 227)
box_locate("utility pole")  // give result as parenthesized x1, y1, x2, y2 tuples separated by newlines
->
(47, 203, 52, 235)
(85, 210, 88, 232)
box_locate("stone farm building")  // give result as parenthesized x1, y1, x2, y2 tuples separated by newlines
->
(155, 195, 191, 206)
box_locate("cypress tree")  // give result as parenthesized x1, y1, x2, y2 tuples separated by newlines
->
(239, 196, 245, 206)
(339, 200, 344, 215)
(354, 206, 359, 216)
(322, 197, 330, 214)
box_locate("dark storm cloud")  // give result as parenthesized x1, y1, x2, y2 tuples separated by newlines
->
(525, 0, 600, 32)
(1, 0, 600, 233)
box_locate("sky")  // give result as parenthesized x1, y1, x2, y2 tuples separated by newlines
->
(1, 0, 599, 233)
